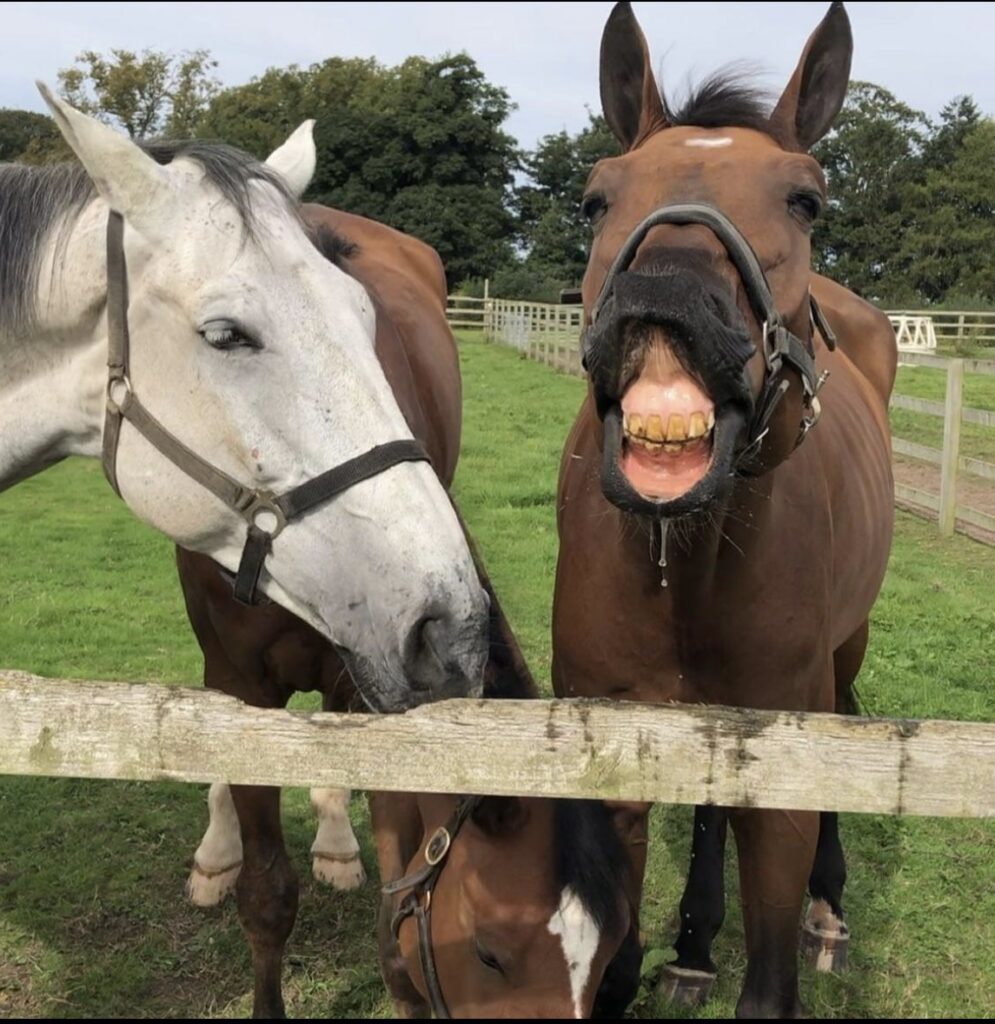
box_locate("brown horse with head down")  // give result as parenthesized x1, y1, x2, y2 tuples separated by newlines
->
(553, 2, 896, 1017)
(180, 204, 636, 1018)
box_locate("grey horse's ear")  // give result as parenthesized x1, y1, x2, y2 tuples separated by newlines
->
(37, 81, 175, 235)
(769, 2, 853, 151)
(599, 2, 668, 151)
(265, 120, 317, 198)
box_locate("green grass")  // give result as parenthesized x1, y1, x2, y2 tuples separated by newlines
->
(0, 334, 993, 1017)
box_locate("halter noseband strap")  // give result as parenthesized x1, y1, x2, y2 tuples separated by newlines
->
(382, 797, 480, 1020)
(583, 201, 831, 452)
(102, 211, 429, 605)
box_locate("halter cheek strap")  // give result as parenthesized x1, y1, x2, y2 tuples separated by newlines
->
(382, 797, 480, 1020)
(102, 211, 429, 605)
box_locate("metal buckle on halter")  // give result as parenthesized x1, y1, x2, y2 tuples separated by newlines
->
(797, 370, 830, 444)
(106, 371, 133, 413)
(424, 826, 452, 867)
(241, 493, 288, 540)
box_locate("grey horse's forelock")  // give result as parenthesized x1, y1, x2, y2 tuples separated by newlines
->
(0, 139, 297, 335)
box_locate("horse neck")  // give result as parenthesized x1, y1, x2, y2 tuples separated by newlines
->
(0, 200, 108, 491)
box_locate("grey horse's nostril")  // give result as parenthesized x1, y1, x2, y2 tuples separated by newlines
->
(404, 615, 446, 692)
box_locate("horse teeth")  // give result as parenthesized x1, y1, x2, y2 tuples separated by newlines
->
(626, 413, 643, 436)
(666, 414, 687, 442)
(707, 409, 715, 430)
(689, 412, 708, 439)
(645, 415, 665, 442)
(664, 443, 682, 453)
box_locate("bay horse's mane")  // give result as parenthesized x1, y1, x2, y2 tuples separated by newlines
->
(656, 66, 789, 148)
(310, 223, 359, 270)
(554, 799, 630, 933)
(0, 138, 298, 334)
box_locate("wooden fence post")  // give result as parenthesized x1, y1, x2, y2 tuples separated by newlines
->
(938, 359, 964, 537)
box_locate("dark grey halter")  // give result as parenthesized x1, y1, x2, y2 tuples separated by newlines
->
(102, 211, 429, 605)
(582, 201, 833, 451)
(382, 797, 480, 1020)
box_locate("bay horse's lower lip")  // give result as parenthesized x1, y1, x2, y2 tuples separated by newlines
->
(600, 404, 745, 518)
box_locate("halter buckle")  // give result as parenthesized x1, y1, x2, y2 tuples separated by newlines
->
(425, 826, 452, 867)
(106, 373, 133, 413)
(242, 493, 287, 539)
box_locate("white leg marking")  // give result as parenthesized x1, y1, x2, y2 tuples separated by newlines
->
(547, 887, 601, 1019)
(310, 787, 366, 890)
(187, 782, 243, 907)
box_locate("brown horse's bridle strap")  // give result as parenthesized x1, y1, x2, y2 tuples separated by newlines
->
(584, 201, 830, 452)
(102, 211, 430, 605)
(382, 797, 480, 1019)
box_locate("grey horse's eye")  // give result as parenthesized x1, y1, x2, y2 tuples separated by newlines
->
(200, 320, 262, 351)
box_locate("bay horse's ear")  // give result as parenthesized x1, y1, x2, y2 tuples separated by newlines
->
(769, 2, 852, 151)
(599, 1, 668, 151)
(470, 797, 529, 837)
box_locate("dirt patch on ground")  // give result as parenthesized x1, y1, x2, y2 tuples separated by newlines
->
(893, 454, 995, 545)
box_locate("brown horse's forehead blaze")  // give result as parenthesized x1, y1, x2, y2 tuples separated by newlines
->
(590, 126, 825, 199)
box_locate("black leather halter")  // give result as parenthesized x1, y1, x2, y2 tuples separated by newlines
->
(102, 211, 429, 604)
(382, 797, 480, 1020)
(582, 201, 833, 452)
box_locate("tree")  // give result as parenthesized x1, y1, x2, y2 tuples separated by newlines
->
(486, 113, 619, 300)
(921, 95, 982, 171)
(201, 53, 519, 284)
(57, 48, 220, 139)
(812, 81, 929, 300)
(898, 119, 995, 304)
(0, 109, 63, 163)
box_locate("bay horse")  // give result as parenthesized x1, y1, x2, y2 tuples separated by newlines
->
(180, 205, 636, 1018)
(0, 92, 488, 712)
(552, 2, 896, 1018)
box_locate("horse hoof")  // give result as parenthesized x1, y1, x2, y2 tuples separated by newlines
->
(800, 899, 849, 973)
(186, 858, 241, 907)
(658, 964, 717, 1007)
(312, 851, 366, 890)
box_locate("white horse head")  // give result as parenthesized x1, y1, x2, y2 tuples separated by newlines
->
(0, 87, 487, 710)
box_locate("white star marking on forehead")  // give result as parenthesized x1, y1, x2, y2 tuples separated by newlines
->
(685, 137, 734, 148)
(547, 886, 601, 1019)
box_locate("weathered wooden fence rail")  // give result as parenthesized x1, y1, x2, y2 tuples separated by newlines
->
(2, 671, 995, 819)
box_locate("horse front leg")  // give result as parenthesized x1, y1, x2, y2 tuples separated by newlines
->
(231, 784, 298, 1020)
(660, 804, 729, 1007)
(730, 807, 818, 1019)
(801, 621, 868, 973)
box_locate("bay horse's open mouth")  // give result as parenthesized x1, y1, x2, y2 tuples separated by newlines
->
(587, 261, 756, 519)
(619, 337, 716, 500)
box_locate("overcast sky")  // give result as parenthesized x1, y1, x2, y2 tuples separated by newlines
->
(2, 2, 991, 148)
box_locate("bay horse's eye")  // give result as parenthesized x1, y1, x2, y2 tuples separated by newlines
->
(475, 939, 505, 975)
(581, 192, 608, 226)
(200, 320, 262, 352)
(787, 189, 824, 227)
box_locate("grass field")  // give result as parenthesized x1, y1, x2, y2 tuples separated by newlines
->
(0, 334, 993, 1018)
